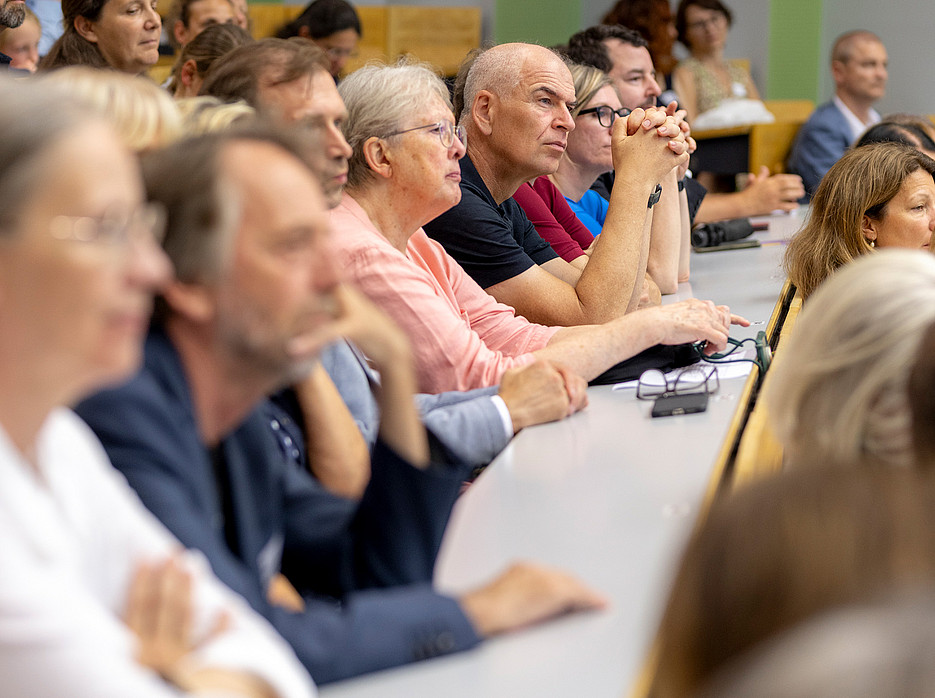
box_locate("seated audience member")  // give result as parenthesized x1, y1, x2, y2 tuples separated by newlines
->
(176, 94, 255, 133)
(649, 466, 935, 698)
(766, 251, 935, 471)
(888, 112, 935, 144)
(168, 0, 236, 50)
(783, 142, 935, 299)
(564, 25, 804, 224)
(697, 596, 935, 698)
(199, 39, 582, 484)
(333, 61, 742, 393)
(549, 61, 690, 293)
(75, 127, 606, 684)
(0, 6, 40, 71)
(0, 0, 26, 69)
(855, 118, 935, 158)
(167, 22, 251, 97)
(275, 0, 360, 80)
(42, 66, 182, 151)
(25, 0, 62, 56)
(424, 42, 690, 326)
(602, 0, 678, 100)
(0, 80, 315, 698)
(788, 30, 888, 198)
(39, 0, 161, 74)
(201, 38, 350, 205)
(910, 320, 935, 467)
(671, 0, 760, 123)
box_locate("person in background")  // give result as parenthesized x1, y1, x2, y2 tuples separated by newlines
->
(649, 465, 935, 698)
(276, 0, 359, 80)
(601, 0, 678, 101)
(855, 118, 935, 159)
(783, 142, 935, 299)
(168, 0, 236, 50)
(166, 22, 251, 97)
(0, 0, 26, 68)
(26, 0, 62, 56)
(767, 251, 935, 471)
(671, 0, 760, 122)
(788, 30, 888, 198)
(564, 25, 804, 225)
(39, 0, 161, 74)
(0, 5, 39, 70)
(0, 78, 315, 698)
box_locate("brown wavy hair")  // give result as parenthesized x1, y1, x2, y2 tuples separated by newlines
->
(783, 142, 935, 299)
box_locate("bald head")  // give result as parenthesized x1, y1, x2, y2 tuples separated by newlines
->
(457, 42, 576, 202)
(461, 43, 566, 127)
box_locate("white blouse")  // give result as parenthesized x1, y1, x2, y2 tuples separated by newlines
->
(0, 408, 316, 698)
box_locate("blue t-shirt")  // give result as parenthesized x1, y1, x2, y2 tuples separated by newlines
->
(566, 189, 609, 236)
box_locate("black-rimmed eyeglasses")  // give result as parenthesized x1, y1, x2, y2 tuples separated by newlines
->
(636, 364, 719, 400)
(383, 121, 466, 148)
(578, 105, 632, 128)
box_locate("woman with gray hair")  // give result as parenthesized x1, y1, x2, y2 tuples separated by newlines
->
(765, 250, 935, 470)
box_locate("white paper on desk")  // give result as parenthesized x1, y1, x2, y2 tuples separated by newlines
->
(611, 347, 756, 391)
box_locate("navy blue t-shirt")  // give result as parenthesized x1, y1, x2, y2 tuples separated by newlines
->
(423, 155, 558, 289)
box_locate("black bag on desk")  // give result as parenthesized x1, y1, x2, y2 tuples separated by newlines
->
(691, 218, 754, 248)
(588, 343, 700, 386)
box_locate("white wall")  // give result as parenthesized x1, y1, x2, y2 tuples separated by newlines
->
(820, 0, 933, 115)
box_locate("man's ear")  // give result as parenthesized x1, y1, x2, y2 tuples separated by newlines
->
(173, 19, 189, 48)
(74, 15, 99, 44)
(161, 280, 215, 323)
(861, 214, 877, 244)
(830, 59, 845, 87)
(297, 25, 310, 38)
(471, 90, 496, 137)
(361, 136, 392, 180)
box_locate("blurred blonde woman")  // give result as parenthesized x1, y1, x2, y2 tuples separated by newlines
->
(0, 78, 314, 698)
(767, 250, 935, 471)
(41, 66, 182, 151)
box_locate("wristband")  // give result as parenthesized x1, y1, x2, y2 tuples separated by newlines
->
(647, 183, 663, 209)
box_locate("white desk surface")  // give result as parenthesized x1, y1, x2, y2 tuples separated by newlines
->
(321, 209, 807, 698)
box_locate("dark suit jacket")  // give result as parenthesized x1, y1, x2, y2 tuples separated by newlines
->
(75, 327, 480, 684)
(787, 101, 854, 199)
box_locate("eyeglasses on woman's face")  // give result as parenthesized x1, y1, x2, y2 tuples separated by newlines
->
(577, 105, 632, 129)
(383, 120, 467, 149)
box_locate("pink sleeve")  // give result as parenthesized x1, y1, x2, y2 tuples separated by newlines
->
(512, 182, 586, 262)
(531, 176, 596, 251)
(338, 233, 557, 394)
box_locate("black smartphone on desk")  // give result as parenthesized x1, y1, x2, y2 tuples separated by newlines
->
(651, 392, 709, 418)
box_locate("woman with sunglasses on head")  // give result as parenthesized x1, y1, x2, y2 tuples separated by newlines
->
(516, 62, 691, 296)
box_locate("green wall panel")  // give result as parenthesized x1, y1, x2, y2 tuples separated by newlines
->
(768, 0, 823, 102)
(494, 0, 580, 46)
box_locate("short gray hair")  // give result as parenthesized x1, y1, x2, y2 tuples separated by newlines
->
(338, 61, 451, 190)
(459, 44, 524, 129)
(766, 250, 935, 470)
(0, 78, 96, 233)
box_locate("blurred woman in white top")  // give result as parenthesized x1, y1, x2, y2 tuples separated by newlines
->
(0, 78, 315, 698)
